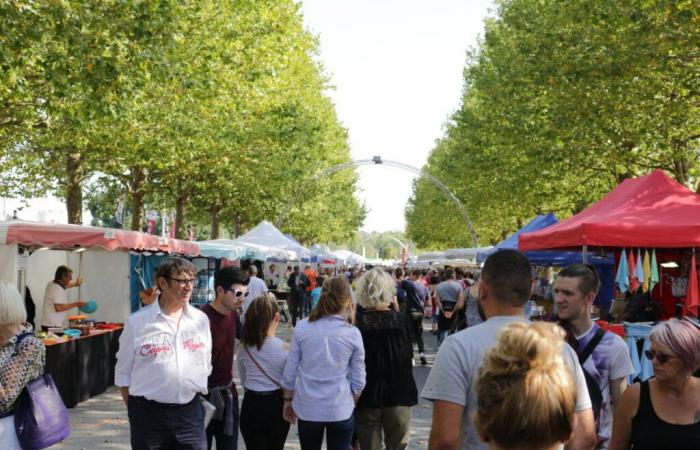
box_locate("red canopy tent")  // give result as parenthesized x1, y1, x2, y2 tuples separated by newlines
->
(519, 170, 700, 251)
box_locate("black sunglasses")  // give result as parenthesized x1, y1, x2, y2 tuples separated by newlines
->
(644, 349, 674, 364)
(225, 288, 249, 298)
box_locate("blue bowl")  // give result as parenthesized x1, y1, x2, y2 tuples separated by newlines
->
(79, 300, 97, 314)
(63, 328, 81, 338)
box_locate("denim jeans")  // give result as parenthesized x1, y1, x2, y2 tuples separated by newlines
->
(297, 413, 355, 450)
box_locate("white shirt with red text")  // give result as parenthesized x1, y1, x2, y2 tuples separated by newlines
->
(115, 300, 212, 404)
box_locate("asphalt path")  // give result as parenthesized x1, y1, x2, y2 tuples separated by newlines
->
(49, 318, 439, 449)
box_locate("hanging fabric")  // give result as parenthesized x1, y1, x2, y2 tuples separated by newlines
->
(649, 249, 659, 292)
(629, 249, 639, 292)
(642, 250, 651, 293)
(615, 249, 630, 293)
(687, 249, 699, 317)
(635, 249, 645, 284)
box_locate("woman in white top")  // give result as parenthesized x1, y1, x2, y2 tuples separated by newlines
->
(238, 293, 290, 450)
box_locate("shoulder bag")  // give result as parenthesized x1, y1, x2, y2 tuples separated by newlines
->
(244, 346, 282, 389)
(14, 332, 70, 450)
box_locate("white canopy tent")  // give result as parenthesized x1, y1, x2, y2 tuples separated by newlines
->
(236, 221, 310, 260)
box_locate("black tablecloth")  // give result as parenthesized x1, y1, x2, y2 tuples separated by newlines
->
(45, 328, 123, 408)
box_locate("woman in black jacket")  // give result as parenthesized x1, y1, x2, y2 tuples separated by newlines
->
(353, 268, 417, 450)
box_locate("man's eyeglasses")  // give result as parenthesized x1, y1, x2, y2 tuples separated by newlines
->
(644, 349, 675, 364)
(225, 288, 249, 298)
(167, 277, 196, 287)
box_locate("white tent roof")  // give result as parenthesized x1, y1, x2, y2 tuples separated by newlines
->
(199, 239, 296, 261)
(237, 221, 310, 260)
(332, 249, 365, 264)
(444, 247, 493, 260)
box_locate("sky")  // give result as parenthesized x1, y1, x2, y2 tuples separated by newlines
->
(299, 0, 494, 232)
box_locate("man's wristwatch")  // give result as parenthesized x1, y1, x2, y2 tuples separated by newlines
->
(283, 397, 293, 402)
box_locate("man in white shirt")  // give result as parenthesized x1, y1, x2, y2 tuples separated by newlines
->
(41, 265, 86, 330)
(242, 265, 267, 315)
(423, 250, 598, 450)
(115, 257, 212, 450)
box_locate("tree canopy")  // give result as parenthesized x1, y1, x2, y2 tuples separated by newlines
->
(1, 0, 364, 241)
(406, 0, 700, 249)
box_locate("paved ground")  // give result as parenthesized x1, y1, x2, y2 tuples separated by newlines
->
(49, 319, 439, 449)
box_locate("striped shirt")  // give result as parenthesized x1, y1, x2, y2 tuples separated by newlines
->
(238, 337, 288, 392)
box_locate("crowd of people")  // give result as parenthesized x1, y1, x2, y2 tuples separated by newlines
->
(0, 250, 699, 450)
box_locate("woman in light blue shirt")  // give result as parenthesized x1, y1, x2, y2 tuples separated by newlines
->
(281, 276, 366, 450)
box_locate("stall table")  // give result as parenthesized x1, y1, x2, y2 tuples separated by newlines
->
(44, 327, 123, 408)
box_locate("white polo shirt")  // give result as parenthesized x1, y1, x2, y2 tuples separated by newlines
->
(41, 281, 69, 327)
(115, 300, 212, 404)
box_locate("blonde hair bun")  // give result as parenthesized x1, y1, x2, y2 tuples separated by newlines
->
(476, 322, 576, 449)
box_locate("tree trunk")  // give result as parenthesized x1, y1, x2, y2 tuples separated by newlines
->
(233, 213, 242, 238)
(65, 150, 83, 224)
(210, 204, 221, 239)
(174, 192, 188, 240)
(129, 166, 147, 231)
(672, 157, 689, 186)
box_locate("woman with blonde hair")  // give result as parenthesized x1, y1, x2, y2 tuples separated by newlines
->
(353, 268, 417, 450)
(608, 318, 700, 450)
(475, 321, 576, 450)
(0, 283, 46, 449)
(281, 276, 365, 450)
(238, 293, 290, 450)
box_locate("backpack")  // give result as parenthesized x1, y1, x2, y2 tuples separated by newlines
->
(577, 328, 606, 424)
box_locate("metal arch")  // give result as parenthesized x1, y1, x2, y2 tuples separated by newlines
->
(275, 157, 480, 247)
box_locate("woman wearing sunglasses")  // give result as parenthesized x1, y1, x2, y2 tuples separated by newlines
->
(608, 319, 700, 450)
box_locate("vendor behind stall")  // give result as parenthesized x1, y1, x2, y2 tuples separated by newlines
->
(40, 265, 86, 331)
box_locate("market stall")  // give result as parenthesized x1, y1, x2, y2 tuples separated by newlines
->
(477, 214, 616, 308)
(519, 170, 700, 319)
(0, 220, 200, 407)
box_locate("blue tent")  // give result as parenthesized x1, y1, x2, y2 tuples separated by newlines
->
(478, 214, 616, 307)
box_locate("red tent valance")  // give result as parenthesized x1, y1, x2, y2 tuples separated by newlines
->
(0, 221, 200, 255)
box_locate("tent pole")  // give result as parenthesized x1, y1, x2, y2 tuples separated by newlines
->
(582, 245, 588, 264)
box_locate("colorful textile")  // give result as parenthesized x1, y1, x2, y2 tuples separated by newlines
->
(615, 249, 630, 293)
(635, 251, 645, 284)
(628, 250, 639, 292)
(642, 250, 651, 293)
(649, 250, 659, 292)
(687, 252, 699, 316)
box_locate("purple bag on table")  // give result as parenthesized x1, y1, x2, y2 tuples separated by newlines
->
(13, 332, 70, 449)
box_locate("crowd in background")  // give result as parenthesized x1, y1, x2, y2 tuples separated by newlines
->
(0, 251, 699, 450)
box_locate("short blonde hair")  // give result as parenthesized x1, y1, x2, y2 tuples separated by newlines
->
(475, 322, 575, 449)
(355, 268, 395, 309)
(0, 283, 27, 325)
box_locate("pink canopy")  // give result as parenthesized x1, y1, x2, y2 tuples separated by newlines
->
(519, 170, 700, 251)
(0, 221, 200, 255)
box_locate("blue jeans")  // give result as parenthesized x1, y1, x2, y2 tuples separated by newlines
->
(297, 413, 355, 450)
(205, 394, 239, 450)
(127, 395, 206, 450)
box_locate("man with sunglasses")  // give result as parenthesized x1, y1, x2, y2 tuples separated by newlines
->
(200, 266, 249, 450)
(555, 264, 634, 450)
(115, 257, 212, 450)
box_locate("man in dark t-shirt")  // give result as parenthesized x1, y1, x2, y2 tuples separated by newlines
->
(200, 267, 249, 450)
